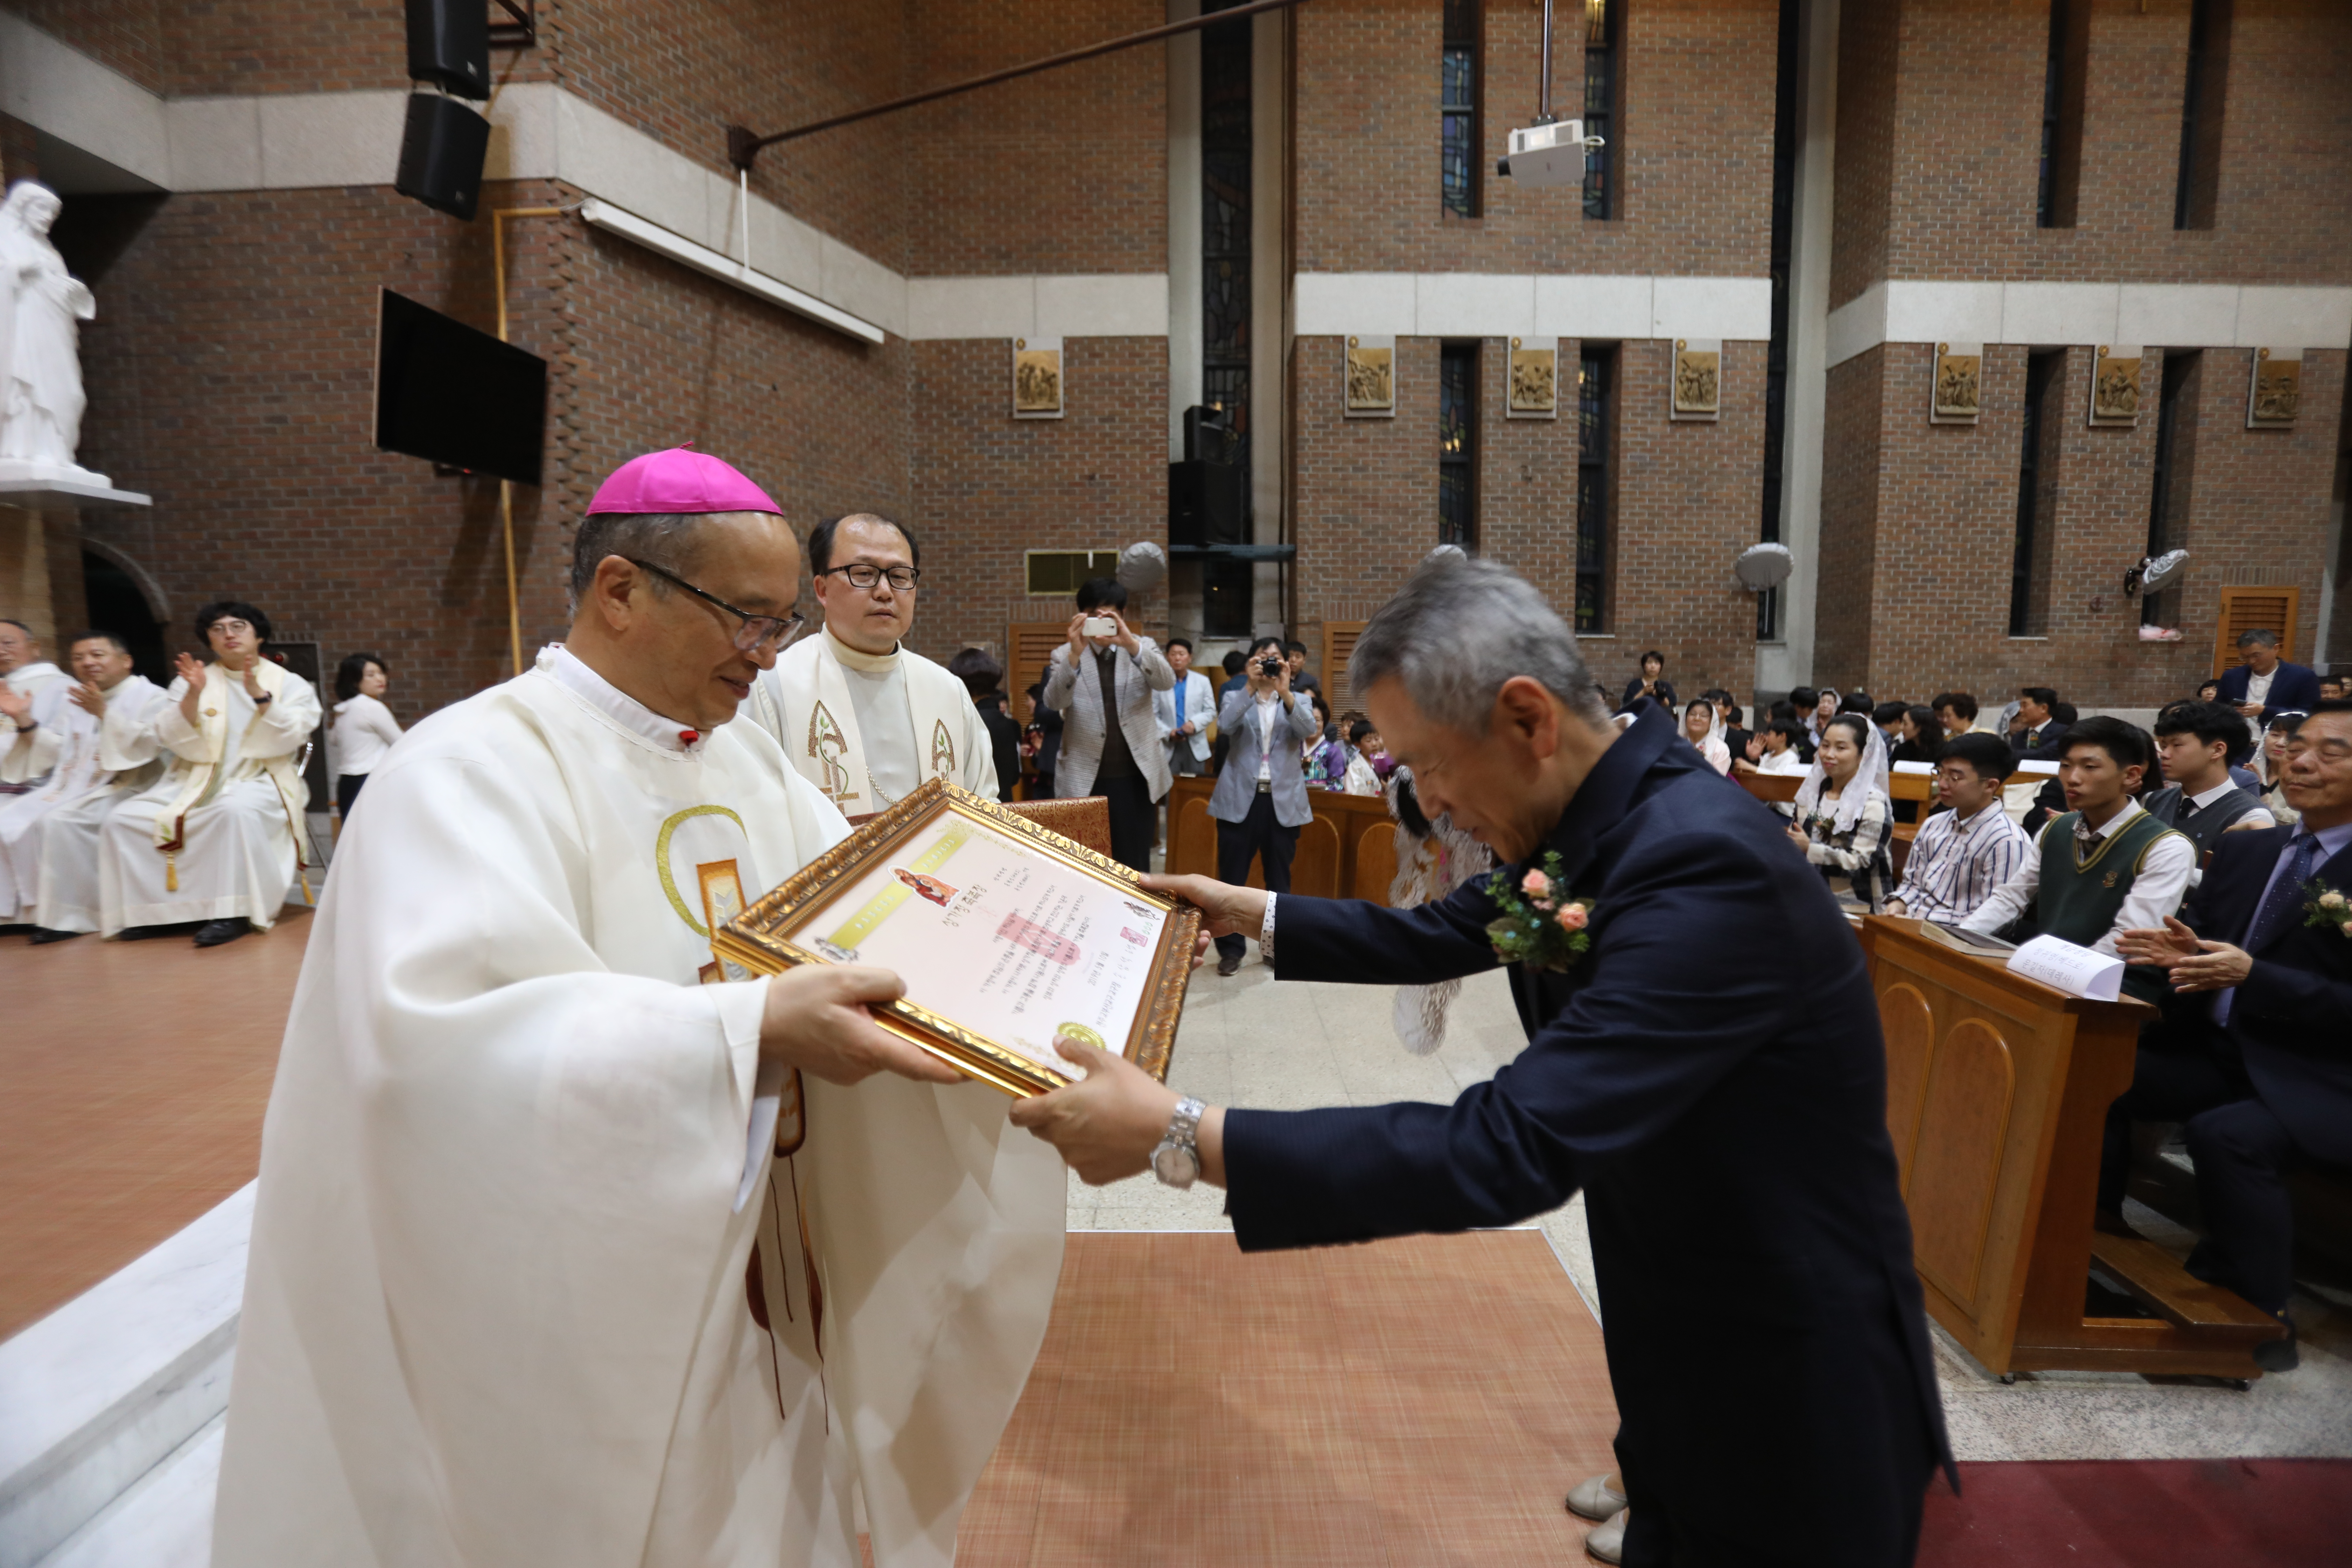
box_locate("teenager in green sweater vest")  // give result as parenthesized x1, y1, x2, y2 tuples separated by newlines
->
(1961, 716, 2196, 1002)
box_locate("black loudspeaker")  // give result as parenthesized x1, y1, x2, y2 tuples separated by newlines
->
(396, 93, 491, 220)
(1168, 460, 1244, 547)
(406, 0, 491, 99)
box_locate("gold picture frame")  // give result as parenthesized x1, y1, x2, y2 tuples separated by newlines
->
(715, 776, 1198, 1097)
(1344, 334, 1396, 417)
(2088, 344, 2142, 427)
(1930, 341, 1982, 425)
(1506, 337, 1558, 419)
(2247, 347, 2300, 429)
(1013, 336, 1064, 419)
(1670, 337, 1721, 421)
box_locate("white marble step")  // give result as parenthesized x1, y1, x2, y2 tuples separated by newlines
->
(36, 1417, 218, 1568)
(0, 1186, 251, 1568)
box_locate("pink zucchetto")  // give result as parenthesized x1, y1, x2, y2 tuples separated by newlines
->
(584, 447, 783, 517)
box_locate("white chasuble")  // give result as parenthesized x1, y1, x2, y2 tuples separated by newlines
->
(214, 646, 1064, 1568)
(0, 672, 166, 923)
(751, 629, 996, 815)
(98, 659, 320, 932)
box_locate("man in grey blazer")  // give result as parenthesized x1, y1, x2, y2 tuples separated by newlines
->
(1209, 635, 1319, 975)
(1044, 578, 1175, 872)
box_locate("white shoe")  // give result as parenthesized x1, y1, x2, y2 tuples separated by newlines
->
(1583, 1506, 1629, 1564)
(1564, 1474, 1628, 1521)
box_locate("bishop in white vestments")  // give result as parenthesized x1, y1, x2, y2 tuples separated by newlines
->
(749, 513, 996, 816)
(0, 629, 168, 939)
(215, 451, 1065, 1568)
(95, 602, 319, 945)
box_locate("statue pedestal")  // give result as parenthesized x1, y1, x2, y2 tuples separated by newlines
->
(0, 460, 151, 511)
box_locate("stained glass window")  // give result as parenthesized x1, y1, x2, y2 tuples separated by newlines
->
(1442, 0, 1479, 218)
(1576, 349, 1612, 631)
(1438, 344, 1476, 549)
(1582, 0, 1618, 220)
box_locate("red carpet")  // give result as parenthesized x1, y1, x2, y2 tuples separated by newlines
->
(1918, 1459, 2352, 1568)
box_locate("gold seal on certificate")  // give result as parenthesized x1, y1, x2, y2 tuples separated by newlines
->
(715, 777, 1199, 1096)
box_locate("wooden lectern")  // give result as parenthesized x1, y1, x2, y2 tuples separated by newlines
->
(1861, 918, 2286, 1379)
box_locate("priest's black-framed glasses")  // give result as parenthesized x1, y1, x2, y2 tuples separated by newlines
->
(624, 557, 806, 653)
(817, 562, 923, 592)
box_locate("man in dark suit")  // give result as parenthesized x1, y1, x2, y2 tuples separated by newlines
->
(1011, 560, 1951, 1567)
(2213, 628, 2323, 727)
(2111, 701, 2352, 1368)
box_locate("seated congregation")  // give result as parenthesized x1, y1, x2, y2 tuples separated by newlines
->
(1642, 662, 2345, 1377)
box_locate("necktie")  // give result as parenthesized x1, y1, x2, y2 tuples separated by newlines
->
(2247, 834, 2321, 954)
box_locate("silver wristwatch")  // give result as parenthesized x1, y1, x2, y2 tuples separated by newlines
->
(1151, 1096, 1207, 1190)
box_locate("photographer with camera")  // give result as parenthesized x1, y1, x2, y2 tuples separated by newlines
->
(1043, 578, 1175, 872)
(1206, 635, 1320, 975)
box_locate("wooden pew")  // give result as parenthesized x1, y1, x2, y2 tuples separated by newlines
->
(1737, 771, 1804, 807)
(1163, 775, 1398, 904)
(1861, 917, 2286, 1379)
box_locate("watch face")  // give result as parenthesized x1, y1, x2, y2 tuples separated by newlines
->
(1152, 1140, 1199, 1187)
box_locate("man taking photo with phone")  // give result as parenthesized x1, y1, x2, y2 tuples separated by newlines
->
(1043, 577, 1175, 873)
(1204, 635, 1318, 975)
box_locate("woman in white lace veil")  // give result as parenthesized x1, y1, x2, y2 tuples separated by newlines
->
(1788, 712, 1895, 911)
(1681, 697, 1731, 775)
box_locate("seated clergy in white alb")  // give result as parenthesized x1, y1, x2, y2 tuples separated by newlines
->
(0, 630, 169, 942)
(0, 617, 74, 793)
(213, 450, 1065, 1568)
(95, 601, 319, 947)
(749, 511, 996, 816)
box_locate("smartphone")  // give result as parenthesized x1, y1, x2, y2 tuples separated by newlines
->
(1083, 615, 1118, 638)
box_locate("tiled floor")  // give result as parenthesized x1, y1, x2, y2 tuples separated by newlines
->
(0, 915, 307, 1338)
(959, 1230, 1621, 1568)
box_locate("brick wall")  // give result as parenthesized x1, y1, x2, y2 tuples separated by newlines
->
(908, 336, 1170, 680)
(905, 0, 1167, 276)
(69, 180, 912, 724)
(1814, 340, 2342, 707)
(1832, 0, 2352, 308)
(1293, 0, 1777, 275)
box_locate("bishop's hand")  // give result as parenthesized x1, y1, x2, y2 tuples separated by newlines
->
(68, 681, 106, 719)
(758, 964, 963, 1087)
(0, 684, 28, 726)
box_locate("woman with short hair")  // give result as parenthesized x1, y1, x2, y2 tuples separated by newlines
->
(1620, 650, 1676, 714)
(331, 652, 401, 819)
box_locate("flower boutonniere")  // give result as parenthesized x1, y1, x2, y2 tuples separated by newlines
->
(1484, 852, 1595, 972)
(2303, 882, 2352, 940)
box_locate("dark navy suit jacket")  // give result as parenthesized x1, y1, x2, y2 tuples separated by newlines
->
(1222, 706, 1952, 1543)
(2214, 660, 2323, 726)
(2173, 825, 2352, 1164)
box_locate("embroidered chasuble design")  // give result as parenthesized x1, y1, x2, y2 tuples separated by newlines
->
(807, 702, 857, 805)
(931, 717, 956, 778)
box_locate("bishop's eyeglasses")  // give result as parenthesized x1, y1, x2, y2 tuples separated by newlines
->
(624, 558, 806, 653)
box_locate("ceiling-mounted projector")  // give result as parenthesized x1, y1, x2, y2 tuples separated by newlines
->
(1497, 119, 1603, 188)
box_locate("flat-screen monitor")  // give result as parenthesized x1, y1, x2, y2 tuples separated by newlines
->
(374, 288, 547, 486)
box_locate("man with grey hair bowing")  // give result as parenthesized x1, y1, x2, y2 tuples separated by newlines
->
(1012, 558, 1949, 1567)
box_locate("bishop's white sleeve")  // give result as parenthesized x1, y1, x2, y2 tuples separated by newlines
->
(1960, 829, 2046, 936)
(244, 675, 322, 758)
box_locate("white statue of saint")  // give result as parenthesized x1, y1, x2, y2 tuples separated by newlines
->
(0, 181, 104, 482)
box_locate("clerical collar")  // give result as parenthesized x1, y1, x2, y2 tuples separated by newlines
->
(536, 645, 705, 754)
(824, 625, 899, 673)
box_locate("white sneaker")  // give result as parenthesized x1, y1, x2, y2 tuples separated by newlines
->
(1564, 1474, 1628, 1521)
(1583, 1506, 1629, 1564)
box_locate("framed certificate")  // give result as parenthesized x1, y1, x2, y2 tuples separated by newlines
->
(715, 777, 1199, 1097)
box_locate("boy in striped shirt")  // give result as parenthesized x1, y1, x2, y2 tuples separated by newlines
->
(1887, 731, 2031, 923)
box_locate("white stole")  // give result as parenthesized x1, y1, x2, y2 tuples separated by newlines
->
(150, 658, 309, 889)
(763, 629, 968, 813)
